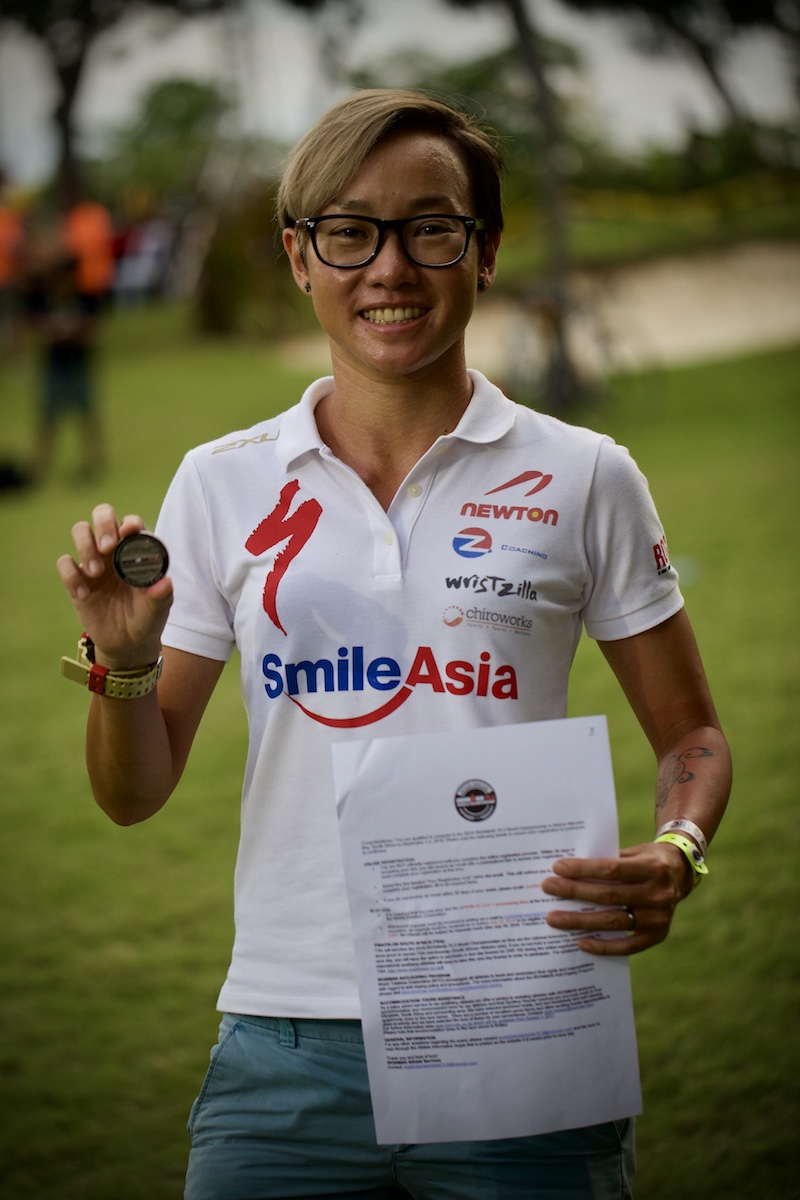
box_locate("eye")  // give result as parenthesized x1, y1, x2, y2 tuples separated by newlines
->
(413, 217, 461, 237)
(326, 220, 372, 241)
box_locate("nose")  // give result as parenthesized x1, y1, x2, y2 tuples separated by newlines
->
(366, 228, 420, 285)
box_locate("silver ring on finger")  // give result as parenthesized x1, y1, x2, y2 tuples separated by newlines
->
(626, 906, 637, 933)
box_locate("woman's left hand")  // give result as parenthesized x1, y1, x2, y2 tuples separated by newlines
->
(542, 840, 694, 955)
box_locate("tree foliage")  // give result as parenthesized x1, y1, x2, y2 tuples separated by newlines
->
(0, 1, 235, 200)
(89, 77, 232, 209)
(558, 0, 800, 124)
(0, 0, 347, 201)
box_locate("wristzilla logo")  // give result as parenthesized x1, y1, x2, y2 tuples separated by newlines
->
(245, 479, 322, 635)
(261, 645, 519, 728)
(444, 573, 537, 601)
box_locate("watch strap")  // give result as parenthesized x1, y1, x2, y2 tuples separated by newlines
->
(60, 634, 162, 700)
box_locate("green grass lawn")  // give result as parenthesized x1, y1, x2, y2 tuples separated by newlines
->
(1, 305, 798, 1198)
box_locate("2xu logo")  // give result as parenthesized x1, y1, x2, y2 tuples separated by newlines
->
(261, 645, 519, 728)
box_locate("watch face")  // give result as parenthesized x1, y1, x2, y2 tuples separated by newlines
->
(113, 532, 169, 588)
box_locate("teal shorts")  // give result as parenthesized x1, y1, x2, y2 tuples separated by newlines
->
(184, 1014, 635, 1200)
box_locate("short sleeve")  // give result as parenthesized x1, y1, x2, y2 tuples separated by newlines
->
(155, 453, 236, 662)
(581, 438, 683, 641)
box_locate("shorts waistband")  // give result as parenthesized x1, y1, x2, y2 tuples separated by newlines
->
(225, 1014, 364, 1046)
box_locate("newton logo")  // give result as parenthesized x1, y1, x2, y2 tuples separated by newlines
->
(453, 527, 492, 558)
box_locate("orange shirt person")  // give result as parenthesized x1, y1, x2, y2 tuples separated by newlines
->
(62, 200, 114, 299)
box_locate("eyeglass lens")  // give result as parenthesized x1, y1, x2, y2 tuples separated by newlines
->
(312, 215, 473, 267)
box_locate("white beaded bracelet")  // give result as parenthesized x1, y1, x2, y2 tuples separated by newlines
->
(655, 818, 708, 859)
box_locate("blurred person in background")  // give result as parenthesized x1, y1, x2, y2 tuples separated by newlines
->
(0, 168, 25, 358)
(57, 90, 731, 1200)
(62, 192, 115, 306)
(23, 206, 109, 481)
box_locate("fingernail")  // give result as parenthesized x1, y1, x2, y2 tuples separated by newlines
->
(99, 535, 115, 553)
(88, 558, 103, 575)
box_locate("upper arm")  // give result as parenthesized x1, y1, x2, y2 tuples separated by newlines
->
(598, 608, 722, 758)
(158, 646, 226, 786)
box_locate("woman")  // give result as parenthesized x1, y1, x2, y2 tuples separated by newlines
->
(58, 89, 731, 1199)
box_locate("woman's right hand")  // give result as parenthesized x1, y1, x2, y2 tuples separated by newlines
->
(56, 503, 173, 669)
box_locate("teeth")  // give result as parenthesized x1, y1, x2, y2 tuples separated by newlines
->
(362, 307, 425, 324)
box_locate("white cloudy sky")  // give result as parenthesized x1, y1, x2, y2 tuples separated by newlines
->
(0, 0, 795, 186)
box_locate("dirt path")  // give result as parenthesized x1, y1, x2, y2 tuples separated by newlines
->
(278, 240, 800, 378)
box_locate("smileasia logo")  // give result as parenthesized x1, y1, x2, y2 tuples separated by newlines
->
(260, 644, 518, 728)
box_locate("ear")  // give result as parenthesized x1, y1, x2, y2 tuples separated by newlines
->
(282, 227, 311, 295)
(480, 230, 501, 289)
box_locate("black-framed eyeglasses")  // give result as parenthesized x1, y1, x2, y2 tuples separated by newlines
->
(292, 213, 486, 269)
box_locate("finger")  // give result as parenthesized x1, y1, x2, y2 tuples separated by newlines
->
(574, 930, 664, 957)
(71, 519, 106, 579)
(550, 850, 653, 884)
(89, 503, 123, 556)
(542, 871, 640, 909)
(56, 552, 92, 601)
(546, 904, 634, 936)
(118, 513, 148, 538)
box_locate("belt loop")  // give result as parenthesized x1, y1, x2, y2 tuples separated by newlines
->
(278, 1018, 297, 1048)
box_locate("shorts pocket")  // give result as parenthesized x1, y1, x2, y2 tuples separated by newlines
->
(186, 1018, 242, 1138)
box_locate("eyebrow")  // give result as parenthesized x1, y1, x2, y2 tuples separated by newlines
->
(332, 195, 461, 213)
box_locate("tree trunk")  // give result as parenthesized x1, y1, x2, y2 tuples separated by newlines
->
(501, 0, 581, 411)
(660, 10, 746, 127)
(54, 45, 87, 206)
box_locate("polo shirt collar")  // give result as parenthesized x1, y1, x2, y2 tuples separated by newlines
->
(276, 370, 516, 472)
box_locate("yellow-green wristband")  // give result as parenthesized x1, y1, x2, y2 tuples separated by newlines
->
(654, 831, 709, 887)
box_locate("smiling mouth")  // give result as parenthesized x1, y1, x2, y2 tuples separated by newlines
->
(361, 306, 428, 324)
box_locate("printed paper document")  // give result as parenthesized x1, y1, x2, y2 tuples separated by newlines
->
(332, 716, 642, 1144)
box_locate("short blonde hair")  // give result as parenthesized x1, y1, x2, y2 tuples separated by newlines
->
(276, 88, 504, 241)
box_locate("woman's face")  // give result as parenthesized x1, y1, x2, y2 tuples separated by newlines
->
(282, 129, 499, 385)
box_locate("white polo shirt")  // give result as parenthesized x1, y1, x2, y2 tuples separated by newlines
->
(156, 371, 682, 1018)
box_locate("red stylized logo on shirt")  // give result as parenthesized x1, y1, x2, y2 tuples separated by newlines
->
(245, 480, 322, 635)
(460, 470, 558, 526)
(485, 470, 553, 496)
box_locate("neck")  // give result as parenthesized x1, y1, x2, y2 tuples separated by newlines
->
(316, 357, 473, 509)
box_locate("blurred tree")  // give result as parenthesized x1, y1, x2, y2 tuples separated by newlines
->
(433, 0, 586, 411)
(0, 1, 233, 205)
(558, 0, 800, 128)
(92, 78, 232, 208)
(0, 0, 357, 206)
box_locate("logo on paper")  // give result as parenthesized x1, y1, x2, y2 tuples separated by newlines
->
(454, 778, 497, 822)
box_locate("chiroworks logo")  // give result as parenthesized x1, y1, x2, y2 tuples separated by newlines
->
(459, 470, 559, 527)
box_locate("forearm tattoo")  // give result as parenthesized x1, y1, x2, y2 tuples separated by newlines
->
(656, 746, 713, 809)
